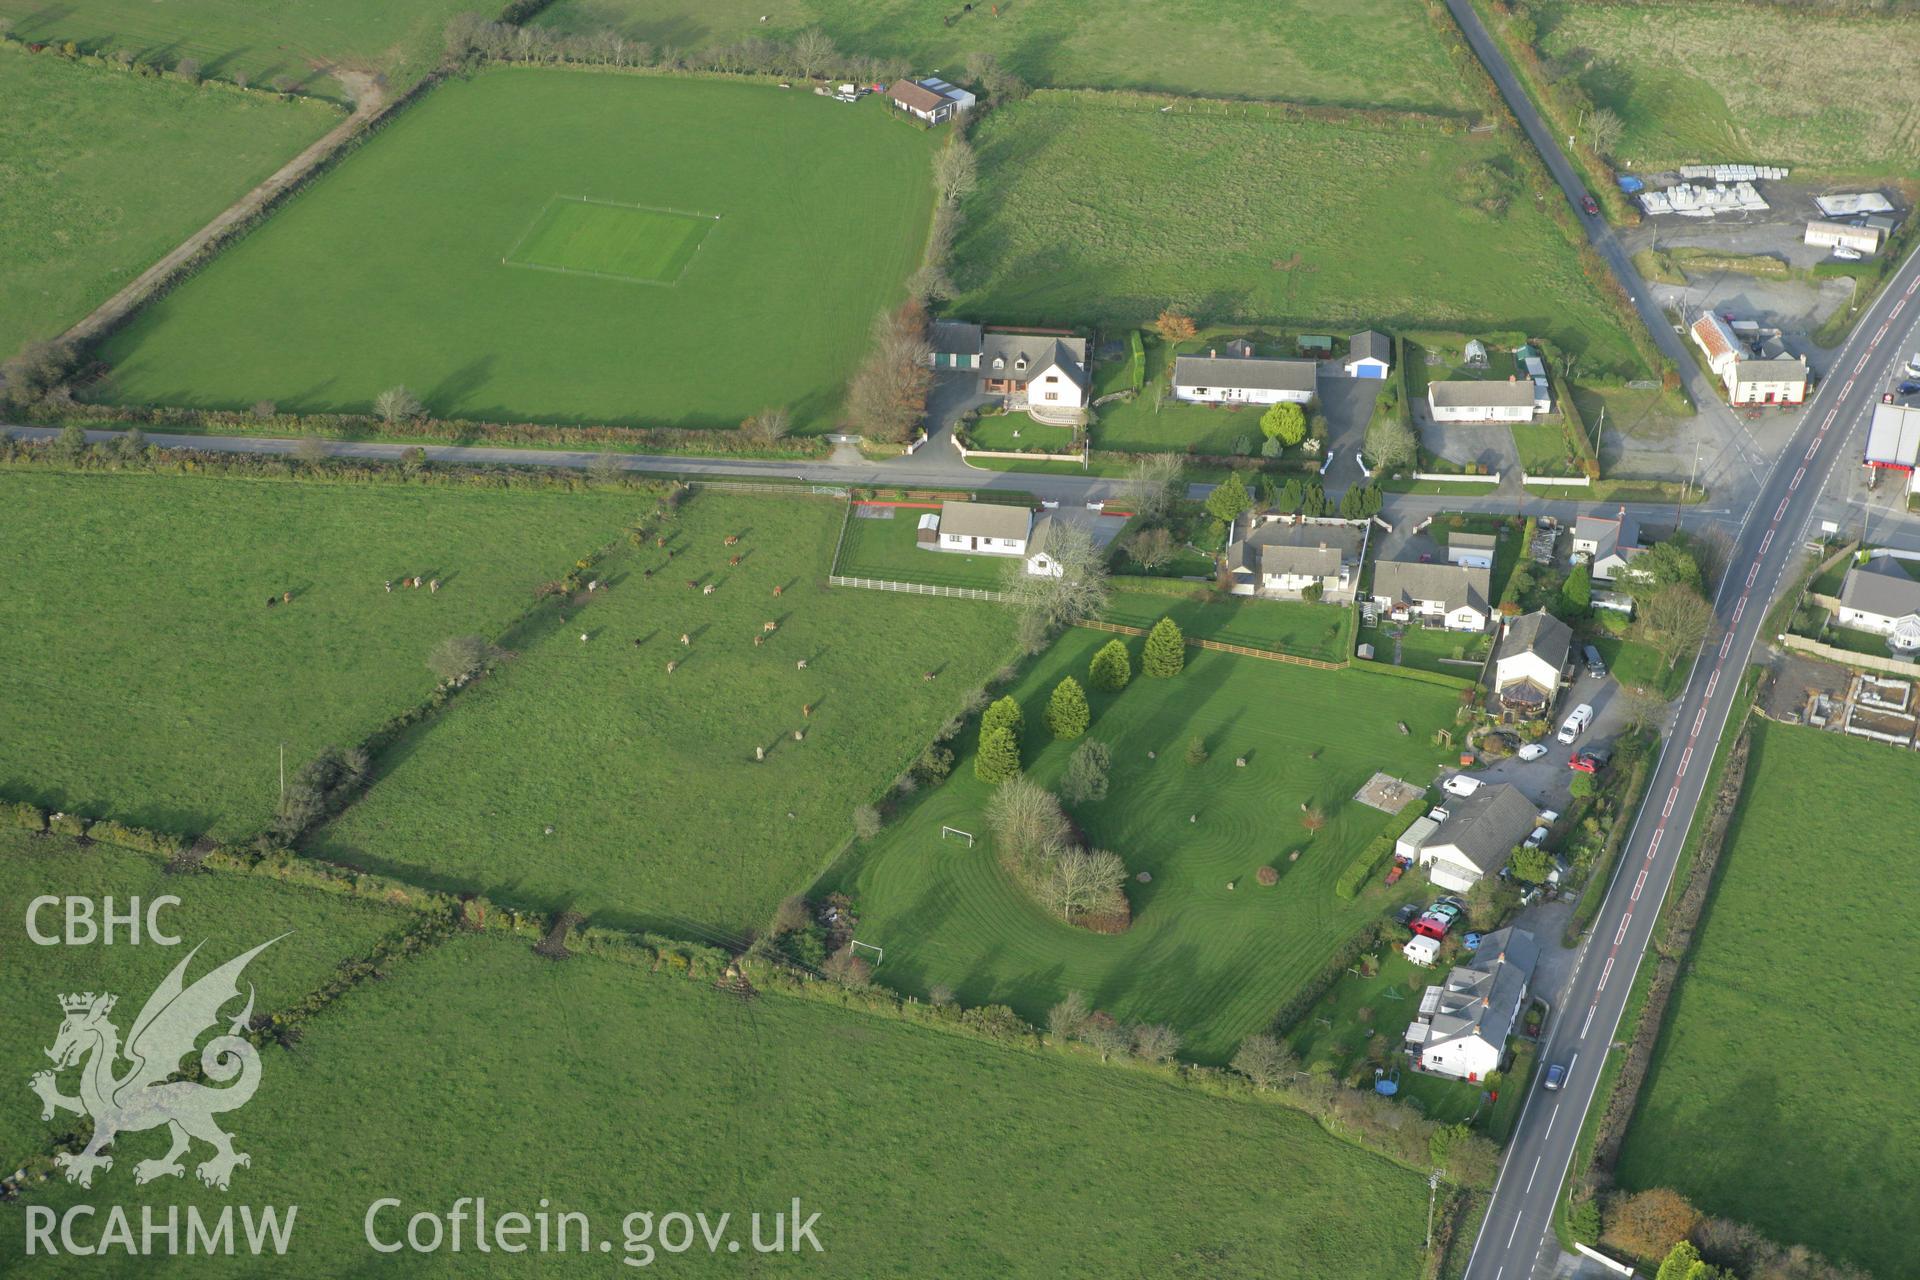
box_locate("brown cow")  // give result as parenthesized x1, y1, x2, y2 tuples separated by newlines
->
(771, 584, 783, 598)
(723, 535, 740, 547)
(762, 620, 777, 633)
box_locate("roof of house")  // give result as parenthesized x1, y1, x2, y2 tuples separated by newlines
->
(980, 332, 1088, 387)
(886, 79, 949, 113)
(1348, 330, 1392, 363)
(1421, 784, 1539, 873)
(1691, 313, 1739, 365)
(1428, 379, 1538, 409)
(1732, 356, 1809, 385)
(1450, 532, 1496, 551)
(1225, 519, 1362, 580)
(1840, 558, 1920, 620)
(1370, 560, 1490, 616)
(1496, 609, 1573, 672)
(1866, 401, 1920, 467)
(1408, 926, 1538, 1057)
(1026, 513, 1058, 559)
(939, 500, 1032, 542)
(1574, 508, 1639, 561)
(1171, 353, 1318, 394)
(929, 320, 982, 355)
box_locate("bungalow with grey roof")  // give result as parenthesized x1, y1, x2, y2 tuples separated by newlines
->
(1427, 379, 1539, 423)
(1492, 610, 1572, 715)
(1404, 926, 1538, 1080)
(930, 500, 1032, 557)
(1369, 561, 1492, 632)
(1413, 784, 1540, 893)
(1223, 517, 1363, 601)
(1572, 507, 1645, 582)
(1172, 350, 1317, 406)
(1836, 557, 1920, 653)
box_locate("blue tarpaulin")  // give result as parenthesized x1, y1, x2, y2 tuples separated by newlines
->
(1617, 175, 1645, 194)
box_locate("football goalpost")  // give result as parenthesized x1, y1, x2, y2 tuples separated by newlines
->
(940, 826, 974, 847)
(850, 940, 884, 966)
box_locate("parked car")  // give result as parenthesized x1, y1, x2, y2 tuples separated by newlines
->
(1556, 703, 1594, 744)
(1394, 903, 1421, 926)
(1831, 245, 1864, 261)
(1583, 644, 1607, 679)
(1523, 825, 1550, 849)
(1442, 774, 1482, 798)
(1904, 354, 1920, 378)
(1385, 855, 1411, 886)
(1409, 913, 1453, 940)
(1517, 742, 1549, 762)
(1569, 746, 1613, 774)
(1898, 381, 1920, 397)
(1580, 194, 1600, 216)
(1543, 1062, 1567, 1091)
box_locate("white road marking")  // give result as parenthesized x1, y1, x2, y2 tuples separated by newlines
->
(1525, 1156, 1543, 1193)
(1633, 869, 1647, 901)
(1760, 529, 1773, 555)
(1732, 597, 1746, 625)
(1663, 788, 1677, 817)
(1581, 1004, 1597, 1037)
(1693, 706, 1708, 736)
(1544, 1103, 1560, 1139)
(1706, 670, 1719, 699)
(1720, 633, 1734, 659)
(1746, 562, 1760, 587)
(1615, 914, 1631, 944)
(1598, 956, 1615, 990)
(1679, 746, 1694, 775)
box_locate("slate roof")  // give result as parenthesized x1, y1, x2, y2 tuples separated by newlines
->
(1370, 560, 1490, 616)
(1225, 520, 1362, 580)
(1574, 508, 1639, 561)
(1408, 926, 1538, 1057)
(1840, 559, 1920, 620)
(1450, 532, 1496, 553)
(939, 500, 1032, 542)
(1496, 609, 1573, 671)
(929, 320, 982, 356)
(1422, 784, 1539, 873)
(1732, 356, 1809, 384)
(981, 332, 1088, 387)
(1348, 330, 1392, 363)
(1428, 380, 1538, 409)
(1172, 354, 1318, 395)
(887, 79, 948, 113)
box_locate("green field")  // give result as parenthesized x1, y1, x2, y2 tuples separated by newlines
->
(1092, 334, 1322, 456)
(1102, 589, 1353, 664)
(0, 473, 650, 839)
(834, 505, 1018, 590)
(952, 93, 1646, 377)
(505, 197, 715, 284)
(89, 71, 933, 431)
(0, 930, 1432, 1276)
(820, 630, 1455, 1059)
(1613, 723, 1920, 1276)
(0, 50, 337, 357)
(537, 0, 1474, 113)
(1534, 0, 1920, 175)
(0, 0, 473, 102)
(0, 830, 406, 1161)
(312, 493, 1017, 937)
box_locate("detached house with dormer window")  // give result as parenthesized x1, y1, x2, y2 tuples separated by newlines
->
(929, 325, 1088, 424)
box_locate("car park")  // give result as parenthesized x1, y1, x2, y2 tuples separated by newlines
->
(1557, 703, 1594, 744)
(1543, 1062, 1567, 1091)
(1517, 742, 1548, 761)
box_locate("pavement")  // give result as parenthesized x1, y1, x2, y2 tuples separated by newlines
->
(1445, 1, 1920, 1275)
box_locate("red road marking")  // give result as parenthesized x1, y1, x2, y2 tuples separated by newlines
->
(1632, 870, 1647, 901)
(1663, 788, 1677, 817)
(1679, 746, 1694, 775)
(1615, 914, 1632, 944)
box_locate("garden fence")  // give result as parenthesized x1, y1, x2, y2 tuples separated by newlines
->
(828, 575, 1010, 602)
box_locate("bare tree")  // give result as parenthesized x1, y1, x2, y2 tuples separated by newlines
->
(1584, 106, 1625, 161)
(1615, 686, 1668, 735)
(175, 56, 202, 81)
(374, 385, 424, 424)
(1037, 847, 1126, 921)
(745, 405, 791, 445)
(587, 452, 624, 485)
(1125, 525, 1176, 571)
(428, 634, 495, 682)
(1000, 522, 1110, 641)
(1364, 407, 1418, 472)
(294, 433, 329, 465)
(932, 137, 978, 207)
(845, 303, 932, 443)
(1123, 452, 1185, 523)
(986, 778, 1070, 869)
(1639, 584, 1713, 671)
(1230, 1033, 1297, 1089)
(1079, 1017, 1131, 1062)
(791, 28, 837, 79)
(1131, 1022, 1182, 1064)
(1047, 990, 1090, 1041)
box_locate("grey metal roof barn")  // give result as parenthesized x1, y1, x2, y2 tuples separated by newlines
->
(1428, 380, 1538, 409)
(1172, 354, 1317, 395)
(938, 500, 1032, 543)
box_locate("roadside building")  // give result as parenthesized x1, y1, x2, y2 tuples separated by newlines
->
(1404, 927, 1538, 1080)
(1427, 379, 1538, 423)
(1171, 351, 1317, 406)
(1804, 219, 1881, 256)
(1865, 399, 1920, 497)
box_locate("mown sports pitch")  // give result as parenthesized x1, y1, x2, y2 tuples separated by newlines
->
(90, 70, 934, 430)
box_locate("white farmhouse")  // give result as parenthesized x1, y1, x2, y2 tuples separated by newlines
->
(931, 500, 1032, 556)
(1405, 927, 1538, 1081)
(1427, 380, 1538, 423)
(1368, 561, 1492, 632)
(1171, 350, 1317, 406)
(1835, 558, 1920, 653)
(1223, 517, 1364, 601)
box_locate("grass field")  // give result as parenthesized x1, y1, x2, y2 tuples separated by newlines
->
(0, 931, 1434, 1276)
(1102, 589, 1353, 664)
(834, 505, 1017, 590)
(89, 71, 933, 431)
(1357, 621, 1489, 678)
(819, 630, 1455, 1059)
(505, 197, 715, 284)
(0, 50, 338, 357)
(952, 93, 1646, 378)
(311, 493, 1017, 937)
(0, 473, 650, 839)
(1534, 1, 1920, 175)
(1613, 723, 1920, 1276)
(0, 0, 473, 102)
(537, 0, 1474, 113)
(0, 830, 406, 1160)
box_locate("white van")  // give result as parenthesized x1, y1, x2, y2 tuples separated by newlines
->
(1556, 703, 1594, 744)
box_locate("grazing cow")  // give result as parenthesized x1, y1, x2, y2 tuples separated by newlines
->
(762, 620, 777, 633)
(685, 580, 699, 591)
(702, 584, 715, 596)
(656, 536, 667, 547)
(429, 579, 440, 593)
(724, 535, 740, 546)
(771, 584, 783, 598)
(266, 596, 278, 608)
(666, 660, 678, 674)
(802, 704, 812, 719)
(795, 659, 808, 670)
(922, 671, 936, 682)
(384, 580, 392, 593)
(753, 635, 764, 648)
(580, 633, 589, 643)
(632, 638, 644, 647)
(587, 580, 599, 593)
(729, 555, 741, 567)
(642, 568, 654, 579)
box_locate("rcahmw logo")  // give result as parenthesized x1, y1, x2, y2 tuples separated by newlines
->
(22, 936, 300, 1258)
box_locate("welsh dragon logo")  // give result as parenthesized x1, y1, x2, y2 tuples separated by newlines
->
(29, 937, 282, 1191)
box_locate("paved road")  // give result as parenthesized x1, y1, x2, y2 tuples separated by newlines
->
(1446, 2, 1920, 1274)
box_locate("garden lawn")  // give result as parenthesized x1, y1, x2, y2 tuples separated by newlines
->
(0, 0, 475, 102)
(1092, 333, 1305, 456)
(90, 71, 933, 432)
(0, 931, 1434, 1277)
(0, 829, 407, 1160)
(952, 94, 1644, 378)
(1356, 622, 1489, 678)
(0, 473, 649, 839)
(311, 492, 1018, 937)
(1102, 589, 1352, 664)
(0, 50, 338, 357)
(536, 0, 1474, 112)
(819, 631, 1456, 1059)
(834, 505, 1017, 591)
(1533, 0, 1920, 175)
(1614, 723, 1920, 1277)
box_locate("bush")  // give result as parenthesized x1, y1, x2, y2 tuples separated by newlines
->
(1256, 865, 1279, 886)
(1142, 616, 1186, 677)
(974, 726, 1022, 783)
(1088, 637, 1132, 691)
(427, 634, 492, 683)
(1045, 677, 1090, 740)
(852, 804, 883, 840)
(981, 694, 1023, 742)
(1260, 402, 1307, 446)
(1060, 739, 1111, 805)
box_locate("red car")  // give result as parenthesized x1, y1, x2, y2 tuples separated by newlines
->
(1580, 194, 1600, 216)
(1569, 747, 1613, 774)
(1409, 902, 1462, 940)
(1386, 855, 1411, 886)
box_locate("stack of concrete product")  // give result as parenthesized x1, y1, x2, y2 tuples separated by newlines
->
(1639, 181, 1769, 218)
(1813, 192, 1894, 219)
(1678, 163, 1789, 182)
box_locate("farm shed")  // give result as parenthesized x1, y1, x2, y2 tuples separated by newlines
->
(1805, 219, 1882, 255)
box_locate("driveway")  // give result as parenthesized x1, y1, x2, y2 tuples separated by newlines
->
(1415, 403, 1518, 475)
(1470, 668, 1627, 816)
(1316, 373, 1386, 495)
